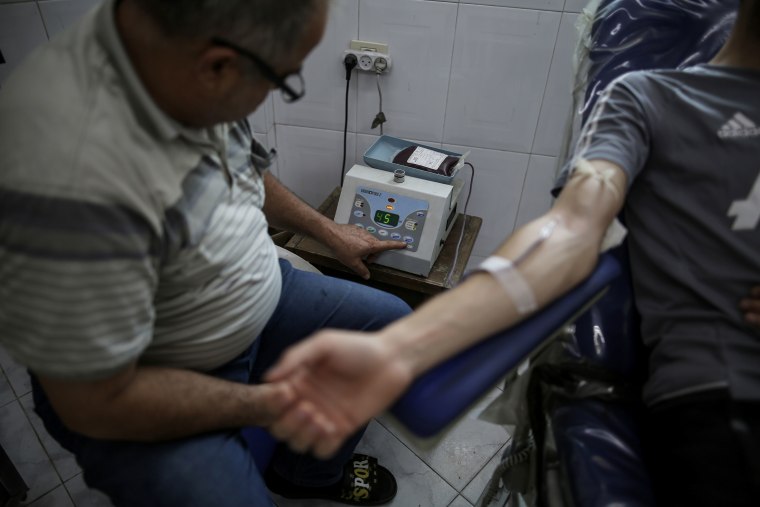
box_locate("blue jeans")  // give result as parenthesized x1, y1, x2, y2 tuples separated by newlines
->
(32, 260, 411, 507)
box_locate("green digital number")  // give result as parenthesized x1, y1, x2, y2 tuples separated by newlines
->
(374, 210, 399, 227)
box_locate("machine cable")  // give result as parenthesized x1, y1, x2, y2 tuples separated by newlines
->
(371, 72, 387, 135)
(340, 54, 358, 188)
(445, 161, 476, 288)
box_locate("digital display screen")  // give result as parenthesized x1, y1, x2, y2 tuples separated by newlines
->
(374, 210, 399, 227)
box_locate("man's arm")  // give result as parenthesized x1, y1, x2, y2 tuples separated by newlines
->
(262, 173, 406, 279)
(38, 362, 295, 441)
(264, 160, 628, 458)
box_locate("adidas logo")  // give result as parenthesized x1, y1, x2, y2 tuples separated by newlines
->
(718, 112, 760, 139)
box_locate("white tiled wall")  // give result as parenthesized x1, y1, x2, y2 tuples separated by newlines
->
(0, 2, 49, 85)
(37, 0, 100, 38)
(0, 0, 588, 260)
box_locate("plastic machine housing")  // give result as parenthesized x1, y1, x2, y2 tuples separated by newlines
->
(335, 164, 462, 277)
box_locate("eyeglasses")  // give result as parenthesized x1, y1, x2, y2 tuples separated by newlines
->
(211, 37, 306, 103)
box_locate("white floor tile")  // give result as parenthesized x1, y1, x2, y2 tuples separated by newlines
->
(379, 389, 511, 491)
(26, 484, 74, 507)
(0, 345, 32, 397)
(0, 401, 60, 504)
(448, 494, 475, 507)
(356, 420, 460, 507)
(64, 474, 114, 507)
(461, 441, 510, 504)
(20, 393, 81, 482)
(0, 368, 14, 407)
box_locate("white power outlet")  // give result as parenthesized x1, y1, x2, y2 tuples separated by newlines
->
(343, 39, 391, 74)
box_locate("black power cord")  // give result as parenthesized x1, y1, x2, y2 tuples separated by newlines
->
(341, 54, 358, 188)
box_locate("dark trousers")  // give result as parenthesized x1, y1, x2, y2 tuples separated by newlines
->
(644, 390, 760, 507)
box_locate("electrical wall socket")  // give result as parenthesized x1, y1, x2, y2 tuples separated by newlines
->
(349, 40, 388, 54)
(343, 39, 391, 74)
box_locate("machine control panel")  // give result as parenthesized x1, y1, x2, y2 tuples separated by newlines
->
(349, 187, 428, 252)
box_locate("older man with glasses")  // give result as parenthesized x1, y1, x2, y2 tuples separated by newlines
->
(0, 1, 409, 505)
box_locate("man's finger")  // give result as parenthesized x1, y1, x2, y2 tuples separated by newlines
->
(284, 406, 325, 454)
(348, 260, 370, 280)
(370, 240, 408, 254)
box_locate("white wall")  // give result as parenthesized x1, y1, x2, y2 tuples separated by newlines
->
(0, 0, 588, 267)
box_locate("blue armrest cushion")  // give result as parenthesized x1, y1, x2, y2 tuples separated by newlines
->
(390, 254, 621, 437)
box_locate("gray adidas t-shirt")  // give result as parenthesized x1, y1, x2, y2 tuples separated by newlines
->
(559, 65, 760, 405)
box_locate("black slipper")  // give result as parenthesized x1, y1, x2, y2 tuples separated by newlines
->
(265, 453, 398, 505)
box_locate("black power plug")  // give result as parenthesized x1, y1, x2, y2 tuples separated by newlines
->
(344, 53, 358, 80)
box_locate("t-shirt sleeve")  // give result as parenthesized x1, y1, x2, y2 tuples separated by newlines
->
(0, 188, 159, 379)
(554, 76, 652, 194)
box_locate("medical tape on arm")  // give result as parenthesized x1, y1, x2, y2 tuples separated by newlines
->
(571, 158, 622, 201)
(571, 158, 628, 251)
(476, 219, 561, 315)
(477, 256, 537, 315)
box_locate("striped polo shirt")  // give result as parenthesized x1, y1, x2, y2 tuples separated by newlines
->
(0, 0, 281, 379)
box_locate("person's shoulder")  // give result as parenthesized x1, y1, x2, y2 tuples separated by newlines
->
(605, 68, 699, 112)
(0, 10, 118, 178)
(621, 65, 733, 90)
(608, 69, 670, 95)
(0, 80, 173, 236)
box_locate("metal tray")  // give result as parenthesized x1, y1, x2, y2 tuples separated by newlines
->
(363, 135, 462, 184)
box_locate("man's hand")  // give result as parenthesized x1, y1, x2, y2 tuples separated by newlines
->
(325, 223, 407, 279)
(740, 285, 760, 328)
(260, 174, 405, 278)
(264, 330, 413, 459)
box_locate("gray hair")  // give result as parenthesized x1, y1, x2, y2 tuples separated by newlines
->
(133, 0, 328, 61)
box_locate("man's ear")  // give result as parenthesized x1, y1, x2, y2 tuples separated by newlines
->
(196, 46, 242, 94)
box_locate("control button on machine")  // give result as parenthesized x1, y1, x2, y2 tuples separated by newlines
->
(390, 233, 402, 240)
(353, 210, 365, 218)
(367, 226, 377, 233)
(403, 236, 414, 244)
(354, 200, 364, 208)
(354, 223, 364, 229)
(416, 211, 425, 217)
(378, 229, 388, 237)
(404, 220, 417, 231)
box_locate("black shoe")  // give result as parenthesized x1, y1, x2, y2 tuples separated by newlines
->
(264, 453, 398, 505)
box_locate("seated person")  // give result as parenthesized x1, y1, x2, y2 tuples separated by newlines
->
(0, 0, 411, 505)
(264, 2, 760, 505)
